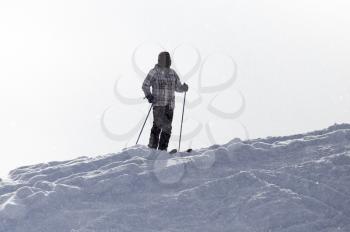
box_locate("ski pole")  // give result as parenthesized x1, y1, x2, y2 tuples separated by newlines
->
(178, 91, 187, 151)
(136, 104, 153, 145)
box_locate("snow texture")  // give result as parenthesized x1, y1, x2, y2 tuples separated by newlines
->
(1, 124, 350, 232)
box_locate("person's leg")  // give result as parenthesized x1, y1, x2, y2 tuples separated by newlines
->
(158, 132, 171, 151)
(158, 105, 174, 151)
(148, 106, 163, 149)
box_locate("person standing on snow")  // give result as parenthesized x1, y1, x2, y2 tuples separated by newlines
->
(142, 51, 188, 151)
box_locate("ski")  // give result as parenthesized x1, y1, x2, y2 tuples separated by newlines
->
(169, 148, 192, 154)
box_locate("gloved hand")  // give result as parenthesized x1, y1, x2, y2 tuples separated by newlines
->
(182, 83, 189, 92)
(145, 94, 154, 103)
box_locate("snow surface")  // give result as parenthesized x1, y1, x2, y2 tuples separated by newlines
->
(1, 124, 350, 232)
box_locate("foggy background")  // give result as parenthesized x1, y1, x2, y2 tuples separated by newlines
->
(1, 0, 349, 179)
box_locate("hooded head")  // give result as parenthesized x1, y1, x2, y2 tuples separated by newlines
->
(158, 51, 171, 68)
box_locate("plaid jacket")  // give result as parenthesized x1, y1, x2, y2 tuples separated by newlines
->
(142, 64, 186, 109)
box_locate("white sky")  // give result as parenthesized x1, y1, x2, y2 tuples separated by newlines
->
(1, 0, 350, 179)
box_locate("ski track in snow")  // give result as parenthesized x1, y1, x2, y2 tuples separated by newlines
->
(1, 124, 350, 232)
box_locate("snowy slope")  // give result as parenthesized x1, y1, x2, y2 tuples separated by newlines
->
(1, 124, 350, 232)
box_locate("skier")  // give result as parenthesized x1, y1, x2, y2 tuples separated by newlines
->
(142, 51, 188, 151)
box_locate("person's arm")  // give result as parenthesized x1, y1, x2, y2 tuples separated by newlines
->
(142, 70, 154, 97)
(174, 71, 188, 92)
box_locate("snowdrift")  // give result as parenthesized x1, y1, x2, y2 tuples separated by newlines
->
(1, 124, 350, 232)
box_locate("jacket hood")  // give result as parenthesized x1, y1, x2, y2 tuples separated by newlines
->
(157, 51, 171, 68)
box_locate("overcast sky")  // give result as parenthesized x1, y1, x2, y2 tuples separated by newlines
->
(1, 0, 350, 179)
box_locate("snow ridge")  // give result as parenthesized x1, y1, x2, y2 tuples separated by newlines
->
(1, 124, 350, 232)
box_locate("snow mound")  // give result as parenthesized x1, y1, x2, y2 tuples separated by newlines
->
(1, 123, 350, 232)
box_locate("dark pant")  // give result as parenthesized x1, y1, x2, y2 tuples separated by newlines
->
(148, 105, 174, 151)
